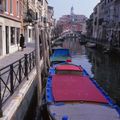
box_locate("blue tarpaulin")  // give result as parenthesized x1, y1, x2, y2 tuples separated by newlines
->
(53, 49, 70, 57)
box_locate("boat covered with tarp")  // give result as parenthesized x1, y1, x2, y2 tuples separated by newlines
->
(50, 49, 71, 65)
(46, 64, 120, 120)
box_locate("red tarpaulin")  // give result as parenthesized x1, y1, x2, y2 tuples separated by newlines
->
(56, 65, 83, 72)
(52, 75, 108, 103)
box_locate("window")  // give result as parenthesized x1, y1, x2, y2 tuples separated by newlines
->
(0, 0, 3, 12)
(16, 28, 20, 44)
(29, 29, 31, 38)
(11, 27, 15, 45)
(41, 0, 43, 5)
(0, 0, 2, 4)
(36, 12, 38, 20)
(4, 0, 8, 12)
(17, 1, 19, 16)
(10, 0, 13, 13)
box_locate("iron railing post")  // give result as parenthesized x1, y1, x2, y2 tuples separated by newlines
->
(10, 64, 14, 94)
(19, 60, 22, 83)
(24, 54, 28, 80)
(32, 51, 35, 67)
(0, 72, 3, 117)
(29, 53, 32, 71)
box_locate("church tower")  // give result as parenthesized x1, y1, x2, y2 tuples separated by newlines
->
(71, 6, 74, 15)
(70, 6, 75, 23)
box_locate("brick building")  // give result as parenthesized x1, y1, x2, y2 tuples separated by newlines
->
(0, 0, 22, 56)
(0, 0, 54, 57)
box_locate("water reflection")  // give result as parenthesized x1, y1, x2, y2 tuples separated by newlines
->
(87, 48, 120, 105)
(63, 38, 120, 106)
(63, 38, 94, 77)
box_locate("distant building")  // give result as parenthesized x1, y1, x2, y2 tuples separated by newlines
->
(48, 6, 55, 39)
(57, 7, 87, 34)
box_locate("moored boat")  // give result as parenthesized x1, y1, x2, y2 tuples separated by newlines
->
(50, 48, 71, 65)
(85, 42, 96, 48)
(46, 64, 120, 120)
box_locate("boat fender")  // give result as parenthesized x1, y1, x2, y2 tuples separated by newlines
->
(46, 77, 52, 88)
(46, 88, 53, 102)
(52, 113, 56, 116)
(62, 115, 68, 120)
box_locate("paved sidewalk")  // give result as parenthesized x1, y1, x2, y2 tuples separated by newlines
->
(0, 43, 35, 69)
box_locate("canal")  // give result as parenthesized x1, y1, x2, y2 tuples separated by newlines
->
(35, 38, 120, 120)
(63, 38, 120, 107)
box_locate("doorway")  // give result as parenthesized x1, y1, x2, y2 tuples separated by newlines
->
(5, 26, 9, 54)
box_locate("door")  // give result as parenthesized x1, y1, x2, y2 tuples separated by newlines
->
(0, 26, 2, 56)
(16, 28, 20, 45)
(6, 26, 9, 54)
(119, 31, 120, 47)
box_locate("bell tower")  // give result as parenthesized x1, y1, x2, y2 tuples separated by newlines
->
(71, 6, 74, 15)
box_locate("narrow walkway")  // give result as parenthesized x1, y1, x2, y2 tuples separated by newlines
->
(0, 43, 35, 69)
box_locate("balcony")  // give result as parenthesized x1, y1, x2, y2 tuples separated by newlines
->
(23, 9, 36, 23)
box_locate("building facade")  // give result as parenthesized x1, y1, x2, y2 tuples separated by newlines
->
(23, 0, 37, 43)
(90, 0, 120, 46)
(0, 0, 22, 56)
(48, 6, 55, 39)
(0, 0, 54, 57)
(86, 13, 93, 38)
(23, 0, 54, 44)
(92, 3, 100, 39)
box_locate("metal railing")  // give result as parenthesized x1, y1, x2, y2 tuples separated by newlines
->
(0, 50, 36, 116)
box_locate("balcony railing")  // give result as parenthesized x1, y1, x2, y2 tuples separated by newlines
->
(23, 9, 36, 23)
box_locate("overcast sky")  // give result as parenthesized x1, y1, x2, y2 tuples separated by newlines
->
(48, 0, 100, 19)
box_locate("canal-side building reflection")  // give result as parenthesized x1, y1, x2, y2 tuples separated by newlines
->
(87, 48, 120, 105)
(62, 36, 120, 106)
